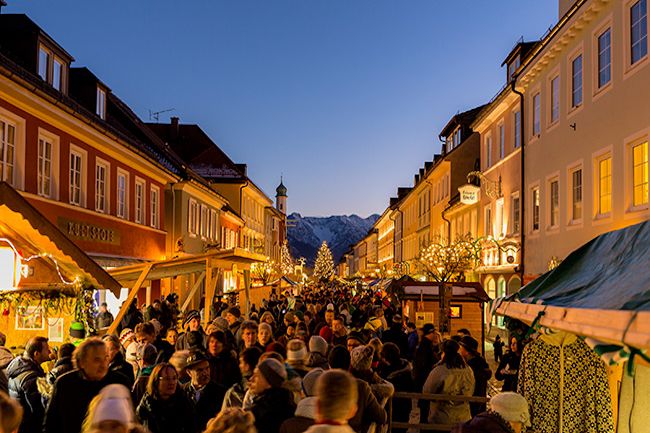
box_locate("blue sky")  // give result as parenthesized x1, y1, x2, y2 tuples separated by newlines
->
(7, 1, 557, 217)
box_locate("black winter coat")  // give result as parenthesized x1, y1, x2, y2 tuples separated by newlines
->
(382, 324, 409, 356)
(413, 338, 440, 389)
(109, 352, 135, 388)
(380, 359, 414, 431)
(183, 381, 226, 432)
(466, 355, 492, 416)
(44, 369, 130, 433)
(451, 411, 516, 433)
(7, 356, 45, 433)
(208, 351, 241, 388)
(136, 391, 197, 433)
(494, 351, 521, 392)
(47, 357, 73, 385)
(251, 387, 297, 433)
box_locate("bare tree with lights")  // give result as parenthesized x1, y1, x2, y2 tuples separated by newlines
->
(251, 259, 276, 285)
(313, 241, 334, 281)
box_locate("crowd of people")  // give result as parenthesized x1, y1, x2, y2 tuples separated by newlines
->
(0, 285, 529, 433)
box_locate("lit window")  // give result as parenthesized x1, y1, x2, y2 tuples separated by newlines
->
(513, 111, 521, 148)
(69, 151, 82, 206)
(512, 195, 520, 234)
(532, 187, 540, 231)
(96, 87, 106, 120)
(533, 93, 541, 136)
(38, 138, 52, 198)
(0, 120, 16, 184)
(150, 187, 160, 229)
(571, 169, 583, 221)
(598, 29, 612, 88)
(632, 141, 649, 206)
(484, 207, 492, 237)
(631, 0, 648, 64)
(499, 124, 505, 159)
(551, 76, 560, 123)
(550, 179, 559, 227)
(135, 180, 145, 223)
(95, 163, 108, 213)
(572, 55, 583, 108)
(117, 172, 127, 218)
(598, 157, 612, 215)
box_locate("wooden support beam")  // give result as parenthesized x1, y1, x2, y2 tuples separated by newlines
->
(107, 263, 153, 335)
(180, 271, 206, 314)
(204, 264, 221, 326)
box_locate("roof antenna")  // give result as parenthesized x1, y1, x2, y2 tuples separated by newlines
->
(148, 108, 175, 123)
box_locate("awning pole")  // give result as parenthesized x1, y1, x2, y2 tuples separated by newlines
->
(107, 263, 154, 335)
(180, 271, 206, 313)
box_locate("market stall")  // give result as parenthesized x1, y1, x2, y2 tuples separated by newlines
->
(494, 220, 650, 433)
(0, 182, 121, 347)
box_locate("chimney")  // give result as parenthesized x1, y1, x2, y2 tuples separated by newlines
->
(414, 174, 419, 185)
(170, 116, 180, 139)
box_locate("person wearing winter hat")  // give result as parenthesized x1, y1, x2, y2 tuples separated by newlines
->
(250, 358, 297, 433)
(286, 339, 311, 377)
(349, 346, 394, 402)
(346, 332, 367, 353)
(458, 336, 492, 417)
(302, 370, 358, 433)
(81, 383, 147, 433)
(226, 307, 244, 346)
(451, 392, 531, 433)
(175, 310, 207, 351)
(183, 350, 226, 432)
(131, 344, 158, 406)
(70, 321, 86, 346)
(119, 329, 136, 350)
(279, 368, 325, 433)
(307, 336, 329, 370)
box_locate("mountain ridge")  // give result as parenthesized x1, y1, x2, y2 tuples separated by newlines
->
(287, 212, 379, 266)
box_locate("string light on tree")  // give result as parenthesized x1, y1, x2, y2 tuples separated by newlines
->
(279, 241, 294, 276)
(313, 241, 334, 282)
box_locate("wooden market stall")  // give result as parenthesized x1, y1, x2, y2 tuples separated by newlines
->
(0, 182, 121, 347)
(397, 281, 490, 354)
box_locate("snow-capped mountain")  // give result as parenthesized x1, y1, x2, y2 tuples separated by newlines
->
(287, 213, 380, 266)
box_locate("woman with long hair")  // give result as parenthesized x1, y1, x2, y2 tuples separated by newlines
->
(422, 339, 475, 426)
(136, 363, 196, 433)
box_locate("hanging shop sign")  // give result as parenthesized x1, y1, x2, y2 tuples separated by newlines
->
(458, 184, 481, 205)
(58, 218, 120, 245)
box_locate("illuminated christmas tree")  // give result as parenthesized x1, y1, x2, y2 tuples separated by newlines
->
(279, 241, 294, 276)
(313, 241, 334, 281)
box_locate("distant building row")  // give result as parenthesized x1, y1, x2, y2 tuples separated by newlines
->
(340, 0, 650, 306)
(0, 14, 288, 305)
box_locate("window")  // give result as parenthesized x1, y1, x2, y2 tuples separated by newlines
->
(550, 179, 559, 228)
(200, 205, 208, 239)
(188, 199, 199, 235)
(38, 138, 52, 198)
(631, 0, 648, 64)
(0, 120, 16, 184)
(512, 194, 520, 234)
(550, 76, 560, 123)
(598, 29, 612, 88)
(571, 55, 583, 108)
(533, 93, 541, 136)
(134, 180, 145, 223)
(532, 187, 540, 232)
(508, 56, 521, 81)
(210, 209, 218, 240)
(95, 162, 108, 213)
(484, 207, 492, 237)
(571, 168, 583, 221)
(496, 198, 504, 238)
(499, 123, 505, 159)
(52, 58, 63, 91)
(598, 157, 612, 215)
(150, 187, 160, 229)
(486, 136, 492, 168)
(454, 128, 462, 147)
(69, 151, 82, 206)
(38, 47, 49, 81)
(632, 141, 649, 206)
(117, 171, 128, 218)
(96, 87, 106, 120)
(513, 111, 521, 148)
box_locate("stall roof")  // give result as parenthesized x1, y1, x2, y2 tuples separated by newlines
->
(400, 282, 490, 302)
(496, 221, 650, 350)
(108, 247, 267, 283)
(0, 182, 121, 295)
(269, 276, 298, 286)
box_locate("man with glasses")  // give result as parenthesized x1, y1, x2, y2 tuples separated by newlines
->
(183, 350, 226, 432)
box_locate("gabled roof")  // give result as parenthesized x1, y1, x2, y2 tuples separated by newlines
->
(501, 41, 539, 67)
(439, 104, 487, 137)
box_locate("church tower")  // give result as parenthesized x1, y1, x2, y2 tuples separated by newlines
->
(276, 177, 287, 214)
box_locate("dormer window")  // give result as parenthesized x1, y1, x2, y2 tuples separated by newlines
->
(37, 44, 67, 93)
(508, 55, 521, 81)
(447, 126, 462, 150)
(96, 87, 106, 120)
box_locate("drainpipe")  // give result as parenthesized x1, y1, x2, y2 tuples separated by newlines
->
(238, 180, 249, 249)
(511, 79, 525, 284)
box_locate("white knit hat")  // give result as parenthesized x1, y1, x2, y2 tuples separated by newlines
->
(287, 339, 308, 363)
(489, 392, 531, 428)
(91, 384, 134, 426)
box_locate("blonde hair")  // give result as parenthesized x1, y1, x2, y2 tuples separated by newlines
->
(316, 369, 358, 422)
(203, 408, 256, 433)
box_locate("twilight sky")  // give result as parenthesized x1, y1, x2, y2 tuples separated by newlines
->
(7, 1, 556, 217)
